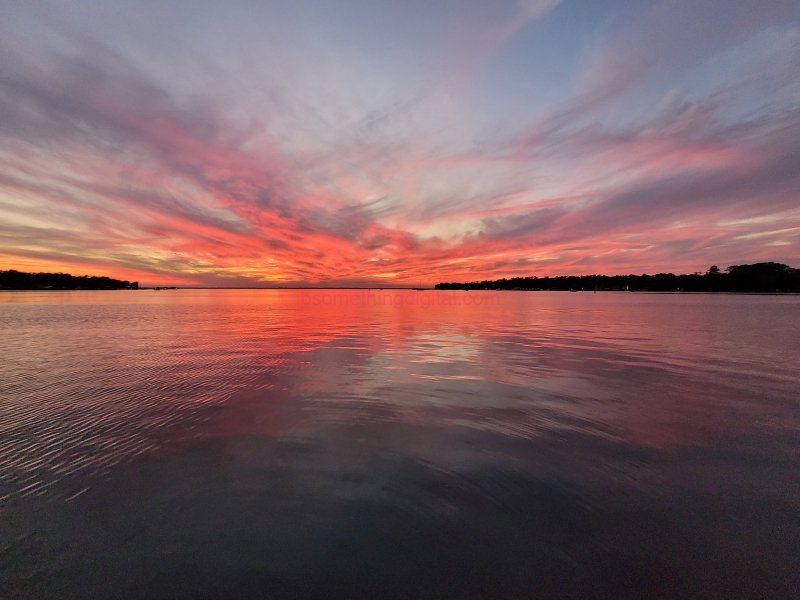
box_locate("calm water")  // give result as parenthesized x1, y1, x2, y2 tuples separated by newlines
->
(1, 289, 799, 598)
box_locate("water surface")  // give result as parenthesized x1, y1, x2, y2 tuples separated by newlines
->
(2, 290, 799, 598)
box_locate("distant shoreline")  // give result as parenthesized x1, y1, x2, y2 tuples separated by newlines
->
(0, 270, 137, 291)
(435, 262, 800, 294)
(3, 262, 799, 293)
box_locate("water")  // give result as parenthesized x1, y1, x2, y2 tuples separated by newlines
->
(1, 289, 799, 598)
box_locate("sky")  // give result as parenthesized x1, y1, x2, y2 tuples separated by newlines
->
(1, 0, 799, 286)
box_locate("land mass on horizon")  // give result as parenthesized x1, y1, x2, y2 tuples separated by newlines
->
(3, 262, 800, 292)
(434, 263, 800, 293)
(0, 270, 138, 290)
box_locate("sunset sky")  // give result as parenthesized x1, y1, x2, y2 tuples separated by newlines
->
(1, 0, 799, 286)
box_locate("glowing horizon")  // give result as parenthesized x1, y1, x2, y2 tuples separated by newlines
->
(2, 1, 799, 287)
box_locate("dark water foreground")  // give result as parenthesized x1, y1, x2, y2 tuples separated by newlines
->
(2, 290, 799, 599)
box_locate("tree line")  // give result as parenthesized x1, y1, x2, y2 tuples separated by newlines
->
(435, 262, 800, 293)
(0, 270, 138, 290)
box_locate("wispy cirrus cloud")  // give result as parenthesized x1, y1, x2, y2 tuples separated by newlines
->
(0, 0, 798, 285)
